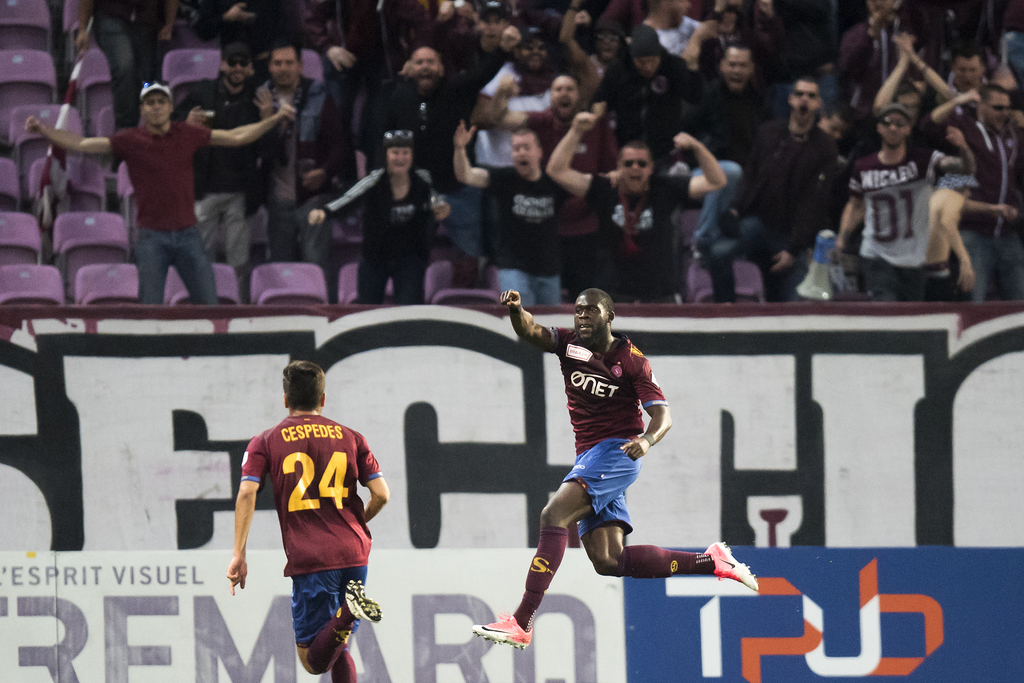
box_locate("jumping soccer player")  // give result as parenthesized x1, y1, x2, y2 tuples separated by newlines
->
(228, 361, 390, 682)
(472, 288, 758, 649)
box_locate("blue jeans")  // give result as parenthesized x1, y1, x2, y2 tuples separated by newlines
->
(442, 185, 483, 258)
(706, 215, 807, 302)
(1005, 33, 1024, 103)
(960, 230, 1024, 302)
(134, 226, 217, 304)
(693, 160, 744, 251)
(94, 12, 158, 131)
(497, 268, 561, 305)
(358, 257, 426, 304)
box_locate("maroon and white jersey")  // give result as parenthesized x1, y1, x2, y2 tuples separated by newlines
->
(551, 328, 668, 455)
(241, 414, 382, 576)
(850, 148, 944, 267)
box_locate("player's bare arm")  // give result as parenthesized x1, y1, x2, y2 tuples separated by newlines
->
(227, 479, 259, 595)
(364, 476, 390, 522)
(210, 102, 295, 147)
(453, 120, 491, 188)
(938, 126, 976, 175)
(620, 404, 671, 460)
(25, 115, 112, 154)
(546, 112, 596, 197)
(501, 289, 556, 351)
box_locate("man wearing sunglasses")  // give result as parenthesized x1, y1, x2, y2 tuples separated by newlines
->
(546, 111, 726, 302)
(174, 42, 262, 293)
(920, 84, 1024, 301)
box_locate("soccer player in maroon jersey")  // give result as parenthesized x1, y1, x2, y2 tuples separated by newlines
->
(228, 361, 390, 682)
(472, 288, 758, 649)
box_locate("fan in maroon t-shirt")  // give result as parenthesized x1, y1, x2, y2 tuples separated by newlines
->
(470, 288, 760, 651)
(228, 361, 390, 683)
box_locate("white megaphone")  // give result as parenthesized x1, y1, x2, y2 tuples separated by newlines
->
(796, 229, 835, 301)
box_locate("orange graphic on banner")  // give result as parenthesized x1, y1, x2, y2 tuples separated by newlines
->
(742, 620, 822, 683)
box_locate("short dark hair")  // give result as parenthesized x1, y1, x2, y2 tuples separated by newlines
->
(979, 83, 1011, 103)
(793, 75, 819, 90)
(283, 361, 325, 410)
(722, 41, 753, 57)
(510, 126, 541, 147)
(269, 39, 301, 61)
(620, 139, 651, 156)
(579, 288, 614, 315)
(951, 42, 982, 62)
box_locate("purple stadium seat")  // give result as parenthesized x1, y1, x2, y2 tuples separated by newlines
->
(0, 263, 63, 304)
(74, 263, 139, 304)
(28, 156, 106, 212)
(162, 48, 221, 104)
(686, 259, 764, 303)
(302, 49, 323, 82)
(0, 0, 49, 51)
(0, 157, 18, 210)
(9, 103, 81, 198)
(337, 261, 359, 304)
(76, 48, 112, 136)
(0, 49, 56, 142)
(93, 104, 114, 138)
(424, 260, 453, 304)
(164, 263, 240, 305)
(677, 208, 700, 247)
(53, 211, 129, 295)
(430, 288, 500, 305)
(0, 211, 40, 264)
(250, 262, 328, 305)
(332, 208, 363, 244)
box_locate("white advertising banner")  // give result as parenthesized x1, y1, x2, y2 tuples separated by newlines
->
(0, 549, 625, 683)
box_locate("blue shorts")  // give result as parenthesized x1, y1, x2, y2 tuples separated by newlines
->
(563, 438, 641, 538)
(291, 565, 368, 645)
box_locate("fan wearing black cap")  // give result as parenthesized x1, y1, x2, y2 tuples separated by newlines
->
(26, 83, 294, 305)
(592, 23, 704, 163)
(173, 41, 262, 288)
(309, 130, 450, 305)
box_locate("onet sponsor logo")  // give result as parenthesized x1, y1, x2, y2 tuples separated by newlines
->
(668, 559, 943, 682)
(570, 371, 620, 398)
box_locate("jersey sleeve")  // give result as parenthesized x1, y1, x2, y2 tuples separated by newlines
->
(627, 342, 668, 409)
(183, 120, 212, 151)
(108, 130, 132, 164)
(240, 432, 271, 485)
(550, 326, 570, 356)
(353, 431, 382, 485)
(584, 173, 616, 213)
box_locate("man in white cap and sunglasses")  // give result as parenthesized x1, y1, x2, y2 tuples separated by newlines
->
(26, 82, 294, 304)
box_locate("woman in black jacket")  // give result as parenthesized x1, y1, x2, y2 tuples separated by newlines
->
(309, 130, 450, 304)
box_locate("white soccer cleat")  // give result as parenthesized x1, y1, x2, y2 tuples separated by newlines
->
(345, 580, 382, 622)
(706, 541, 759, 592)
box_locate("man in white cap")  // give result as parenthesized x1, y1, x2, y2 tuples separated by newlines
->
(26, 82, 294, 304)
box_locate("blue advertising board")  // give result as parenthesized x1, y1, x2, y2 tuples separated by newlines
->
(625, 548, 1024, 682)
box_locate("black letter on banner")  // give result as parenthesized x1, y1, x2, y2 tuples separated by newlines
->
(412, 595, 492, 683)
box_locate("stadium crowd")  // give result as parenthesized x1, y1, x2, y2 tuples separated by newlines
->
(2, 0, 1024, 305)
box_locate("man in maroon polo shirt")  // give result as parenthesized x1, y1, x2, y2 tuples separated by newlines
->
(26, 82, 294, 304)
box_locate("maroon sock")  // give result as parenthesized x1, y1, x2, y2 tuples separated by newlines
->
(305, 603, 356, 674)
(513, 526, 568, 630)
(330, 646, 356, 683)
(615, 546, 716, 578)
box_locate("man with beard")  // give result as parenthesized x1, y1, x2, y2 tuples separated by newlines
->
(593, 24, 704, 164)
(546, 111, 726, 302)
(490, 74, 619, 294)
(385, 31, 519, 261)
(454, 122, 568, 305)
(174, 42, 262, 286)
(705, 76, 838, 302)
(473, 27, 555, 167)
(835, 103, 975, 301)
(470, 286, 758, 650)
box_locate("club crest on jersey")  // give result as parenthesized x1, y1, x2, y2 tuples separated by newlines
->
(612, 364, 623, 377)
(566, 344, 593, 361)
